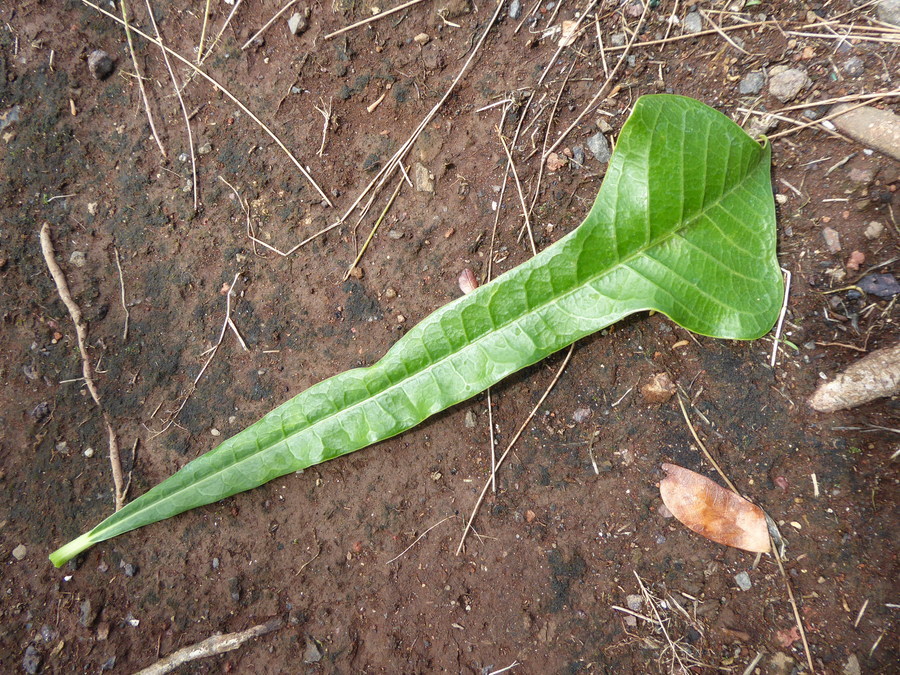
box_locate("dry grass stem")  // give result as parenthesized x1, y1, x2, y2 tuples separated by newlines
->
(496, 126, 536, 255)
(314, 97, 333, 157)
(487, 388, 497, 492)
(342, 175, 405, 281)
(119, 0, 166, 158)
(113, 246, 130, 342)
(767, 94, 894, 141)
(605, 18, 774, 53)
(385, 515, 453, 564)
(854, 598, 869, 628)
(241, 0, 298, 50)
(536, 0, 600, 88)
(145, 0, 198, 212)
(200, 0, 244, 64)
(770, 268, 792, 367)
(699, 8, 752, 54)
(545, 1, 647, 158)
(487, 661, 521, 675)
(81, 0, 334, 207)
(456, 343, 576, 555)
(40, 224, 127, 511)
(135, 618, 283, 675)
(197, 0, 212, 63)
(675, 394, 738, 493)
(324, 0, 430, 40)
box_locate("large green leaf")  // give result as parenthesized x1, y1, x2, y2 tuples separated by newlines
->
(50, 95, 782, 567)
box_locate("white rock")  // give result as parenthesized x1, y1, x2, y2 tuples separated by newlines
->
(683, 12, 703, 34)
(12, 544, 27, 560)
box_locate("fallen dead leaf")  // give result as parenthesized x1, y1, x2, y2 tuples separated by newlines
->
(641, 372, 676, 404)
(546, 152, 566, 172)
(659, 464, 771, 553)
(458, 268, 478, 295)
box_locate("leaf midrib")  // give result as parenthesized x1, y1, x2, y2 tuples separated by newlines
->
(98, 139, 765, 537)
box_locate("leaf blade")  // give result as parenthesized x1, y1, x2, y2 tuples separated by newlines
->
(50, 95, 782, 567)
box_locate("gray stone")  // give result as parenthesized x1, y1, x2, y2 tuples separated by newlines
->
(586, 132, 610, 163)
(683, 12, 703, 34)
(79, 599, 97, 628)
(843, 56, 865, 77)
(625, 594, 643, 611)
(22, 645, 41, 675)
(288, 10, 309, 35)
(572, 407, 592, 423)
(413, 163, 434, 192)
(822, 226, 841, 253)
(198, 142, 213, 155)
(877, 0, 900, 26)
(609, 33, 626, 47)
(738, 71, 765, 95)
(734, 571, 752, 591)
(768, 67, 811, 103)
(88, 50, 114, 80)
(303, 636, 323, 663)
(831, 104, 900, 161)
(509, 0, 522, 19)
(12, 544, 27, 560)
(572, 145, 584, 167)
(69, 251, 86, 268)
(464, 410, 477, 428)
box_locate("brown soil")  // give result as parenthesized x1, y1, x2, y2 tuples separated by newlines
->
(1, 1, 897, 673)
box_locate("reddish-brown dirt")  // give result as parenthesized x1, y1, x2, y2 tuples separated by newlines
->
(1, 0, 897, 673)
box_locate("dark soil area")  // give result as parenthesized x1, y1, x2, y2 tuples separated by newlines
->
(1, 0, 897, 673)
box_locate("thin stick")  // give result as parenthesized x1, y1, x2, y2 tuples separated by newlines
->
(676, 393, 738, 494)
(496, 126, 536, 256)
(854, 598, 869, 628)
(772, 546, 816, 673)
(699, 8, 752, 54)
(135, 618, 283, 675)
(40, 224, 126, 511)
(770, 268, 791, 368)
(241, 0, 298, 50)
(456, 344, 576, 554)
(119, 0, 166, 158)
(200, 0, 243, 64)
(324, 0, 430, 40)
(767, 94, 891, 141)
(536, 0, 600, 88)
(487, 662, 520, 675)
(487, 389, 497, 492)
(602, 19, 774, 52)
(385, 515, 453, 564)
(197, 0, 212, 63)
(773, 90, 900, 113)
(113, 246, 130, 342)
(544, 1, 647, 159)
(634, 572, 688, 673)
(81, 0, 334, 207)
(342, 175, 404, 281)
(145, 0, 198, 212)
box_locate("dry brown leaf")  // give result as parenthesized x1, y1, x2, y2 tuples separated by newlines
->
(808, 344, 900, 412)
(458, 268, 478, 295)
(660, 464, 770, 553)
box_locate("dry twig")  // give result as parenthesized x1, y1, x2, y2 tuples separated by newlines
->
(40, 224, 127, 511)
(119, 0, 166, 158)
(324, 0, 430, 40)
(113, 246, 130, 342)
(241, 0, 298, 50)
(456, 343, 576, 554)
(135, 618, 282, 675)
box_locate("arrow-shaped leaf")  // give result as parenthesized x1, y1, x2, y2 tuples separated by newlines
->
(50, 95, 782, 567)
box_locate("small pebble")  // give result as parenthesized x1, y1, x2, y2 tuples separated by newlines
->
(384, 287, 397, 299)
(822, 226, 841, 253)
(69, 250, 86, 268)
(212, 557, 220, 569)
(413, 33, 430, 45)
(198, 142, 213, 155)
(610, 33, 626, 47)
(210, 428, 221, 437)
(288, 10, 310, 35)
(843, 57, 865, 77)
(464, 411, 477, 428)
(177, 152, 189, 163)
(88, 50, 114, 80)
(508, 0, 522, 19)
(586, 131, 610, 163)
(123, 563, 137, 577)
(22, 645, 41, 675)
(625, 594, 643, 611)
(734, 571, 752, 591)
(738, 71, 765, 96)
(768, 66, 811, 103)
(12, 544, 27, 560)
(864, 221, 884, 240)
(572, 407, 592, 423)
(683, 12, 703, 34)
(83, 447, 94, 458)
